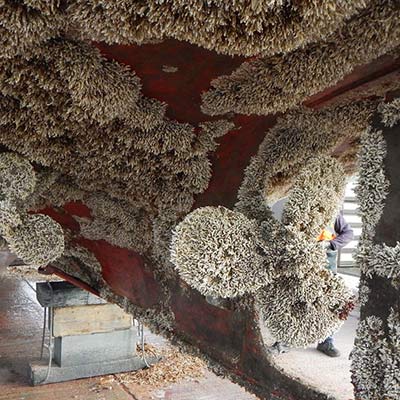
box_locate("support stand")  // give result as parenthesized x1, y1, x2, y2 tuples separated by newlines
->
(29, 281, 158, 385)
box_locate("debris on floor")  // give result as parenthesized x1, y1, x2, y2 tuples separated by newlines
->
(89, 376, 116, 393)
(116, 343, 206, 386)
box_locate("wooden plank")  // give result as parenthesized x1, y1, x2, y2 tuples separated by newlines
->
(52, 304, 133, 337)
(36, 281, 106, 308)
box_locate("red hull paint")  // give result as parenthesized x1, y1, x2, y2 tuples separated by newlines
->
(79, 238, 163, 309)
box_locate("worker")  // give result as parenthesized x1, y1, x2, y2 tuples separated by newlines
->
(269, 212, 354, 357)
(315, 212, 354, 357)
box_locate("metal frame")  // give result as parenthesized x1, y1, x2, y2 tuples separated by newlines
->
(39, 282, 54, 384)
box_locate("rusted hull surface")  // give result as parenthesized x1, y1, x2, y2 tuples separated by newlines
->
(41, 40, 400, 399)
(195, 114, 278, 209)
(96, 40, 278, 209)
(95, 39, 245, 124)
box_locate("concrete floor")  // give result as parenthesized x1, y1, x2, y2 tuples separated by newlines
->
(0, 270, 256, 400)
(262, 308, 358, 400)
(275, 314, 357, 400)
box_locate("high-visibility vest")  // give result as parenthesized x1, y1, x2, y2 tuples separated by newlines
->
(317, 228, 336, 242)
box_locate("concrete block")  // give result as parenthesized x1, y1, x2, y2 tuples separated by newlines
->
(53, 327, 137, 367)
(36, 281, 106, 308)
(29, 355, 159, 386)
(52, 303, 132, 336)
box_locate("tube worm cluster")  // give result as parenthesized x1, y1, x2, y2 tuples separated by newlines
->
(0, 1, 65, 59)
(257, 268, 351, 347)
(281, 156, 345, 240)
(358, 283, 371, 308)
(77, 193, 153, 255)
(201, 1, 400, 116)
(1, 1, 371, 58)
(360, 243, 400, 288)
(0, 153, 64, 267)
(355, 127, 389, 240)
(4, 213, 64, 267)
(378, 98, 400, 128)
(354, 101, 400, 286)
(0, 34, 234, 275)
(69, 1, 371, 57)
(351, 310, 400, 400)
(235, 101, 374, 222)
(170, 206, 271, 298)
(169, 101, 376, 345)
(0, 152, 36, 201)
(52, 243, 106, 289)
(351, 98, 400, 399)
(171, 155, 353, 346)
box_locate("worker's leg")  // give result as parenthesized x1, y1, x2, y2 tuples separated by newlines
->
(317, 249, 341, 357)
(317, 335, 340, 357)
(326, 249, 338, 274)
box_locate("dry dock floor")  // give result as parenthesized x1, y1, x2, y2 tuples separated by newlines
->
(0, 269, 356, 400)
